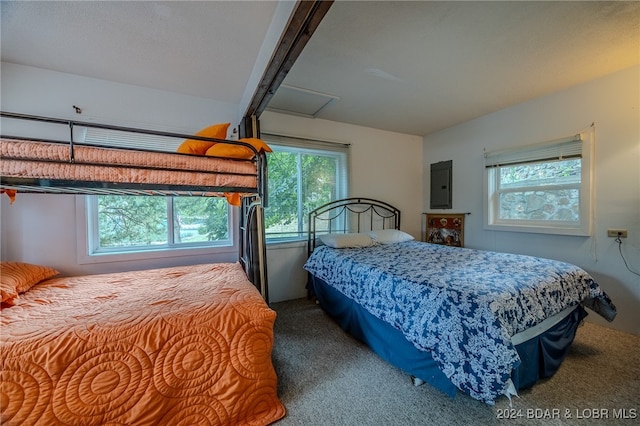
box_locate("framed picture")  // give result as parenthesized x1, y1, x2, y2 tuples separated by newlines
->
(425, 213, 465, 247)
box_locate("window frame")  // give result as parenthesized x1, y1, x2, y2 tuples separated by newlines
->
(261, 133, 350, 243)
(76, 122, 240, 264)
(77, 195, 237, 264)
(483, 131, 593, 236)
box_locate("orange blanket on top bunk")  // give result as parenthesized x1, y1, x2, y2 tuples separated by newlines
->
(0, 138, 258, 191)
(0, 263, 286, 425)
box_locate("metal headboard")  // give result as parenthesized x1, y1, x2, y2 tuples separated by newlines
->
(307, 197, 401, 255)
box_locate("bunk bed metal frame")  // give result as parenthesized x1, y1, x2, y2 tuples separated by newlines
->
(0, 111, 270, 301)
(0, 111, 268, 198)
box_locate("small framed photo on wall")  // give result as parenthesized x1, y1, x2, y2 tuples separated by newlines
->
(425, 213, 465, 247)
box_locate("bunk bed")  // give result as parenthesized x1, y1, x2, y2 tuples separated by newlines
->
(0, 111, 286, 425)
(304, 198, 617, 405)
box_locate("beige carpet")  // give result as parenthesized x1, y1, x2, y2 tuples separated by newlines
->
(271, 298, 639, 425)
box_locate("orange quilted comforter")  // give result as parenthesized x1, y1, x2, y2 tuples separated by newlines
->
(0, 138, 258, 191)
(0, 263, 285, 425)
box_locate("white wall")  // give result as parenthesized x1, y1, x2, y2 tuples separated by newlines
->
(0, 63, 241, 131)
(423, 65, 640, 335)
(0, 62, 243, 274)
(260, 111, 424, 302)
(0, 63, 423, 304)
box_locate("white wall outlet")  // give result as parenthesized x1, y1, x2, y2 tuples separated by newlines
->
(607, 229, 628, 238)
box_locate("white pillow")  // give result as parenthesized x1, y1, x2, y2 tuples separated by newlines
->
(368, 229, 414, 244)
(319, 233, 374, 249)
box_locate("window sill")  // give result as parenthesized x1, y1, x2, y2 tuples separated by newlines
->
(77, 245, 237, 265)
(266, 239, 307, 250)
(484, 223, 591, 237)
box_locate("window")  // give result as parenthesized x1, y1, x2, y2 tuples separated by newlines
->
(86, 195, 232, 255)
(484, 132, 593, 236)
(261, 133, 349, 241)
(80, 125, 234, 260)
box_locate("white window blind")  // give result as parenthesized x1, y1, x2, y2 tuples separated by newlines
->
(83, 127, 183, 152)
(261, 132, 350, 154)
(484, 134, 582, 168)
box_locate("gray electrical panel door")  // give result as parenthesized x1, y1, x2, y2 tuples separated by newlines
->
(430, 160, 452, 209)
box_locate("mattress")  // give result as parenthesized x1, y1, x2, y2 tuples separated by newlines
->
(0, 262, 286, 425)
(308, 274, 587, 396)
(304, 241, 616, 404)
(0, 138, 258, 191)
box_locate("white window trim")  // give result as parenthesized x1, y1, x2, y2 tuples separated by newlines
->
(261, 132, 350, 243)
(483, 130, 594, 236)
(76, 196, 238, 264)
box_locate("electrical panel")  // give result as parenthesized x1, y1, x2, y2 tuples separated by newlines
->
(430, 160, 452, 209)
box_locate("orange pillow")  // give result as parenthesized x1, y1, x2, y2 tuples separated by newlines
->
(0, 281, 17, 305)
(204, 138, 272, 160)
(224, 192, 242, 207)
(1, 261, 59, 303)
(176, 123, 231, 155)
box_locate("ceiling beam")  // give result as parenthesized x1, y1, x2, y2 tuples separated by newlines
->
(242, 0, 334, 123)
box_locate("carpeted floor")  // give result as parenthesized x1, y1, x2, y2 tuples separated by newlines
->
(270, 298, 639, 425)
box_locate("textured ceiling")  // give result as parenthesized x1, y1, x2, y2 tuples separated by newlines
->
(0, 0, 279, 104)
(279, 0, 640, 135)
(2, 1, 639, 136)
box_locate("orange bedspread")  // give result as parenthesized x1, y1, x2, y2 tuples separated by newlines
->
(0, 138, 258, 191)
(0, 263, 285, 425)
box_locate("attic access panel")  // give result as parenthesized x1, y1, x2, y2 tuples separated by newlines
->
(266, 84, 339, 118)
(430, 160, 452, 209)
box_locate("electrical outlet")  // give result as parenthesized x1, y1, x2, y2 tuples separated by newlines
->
(607, 229, 628, 238)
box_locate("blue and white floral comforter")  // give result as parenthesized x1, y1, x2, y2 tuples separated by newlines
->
(303, 241, 616, 404)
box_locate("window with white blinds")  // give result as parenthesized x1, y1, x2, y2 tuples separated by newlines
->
(261, 133, 350, 242)
(484, 132, 593, 236)
(484, 135, 582, 168)
(81, 124, 233, 263)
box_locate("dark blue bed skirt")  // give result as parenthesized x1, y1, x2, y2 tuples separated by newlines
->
(308, 275, 587, 399)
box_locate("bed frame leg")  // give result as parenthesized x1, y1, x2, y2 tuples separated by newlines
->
(411, 376, 425, 386)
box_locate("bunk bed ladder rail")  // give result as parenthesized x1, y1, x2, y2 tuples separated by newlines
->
(239, 196, 269, 303)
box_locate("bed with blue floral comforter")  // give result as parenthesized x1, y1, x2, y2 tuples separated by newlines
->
(304, 241, 616, 404)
